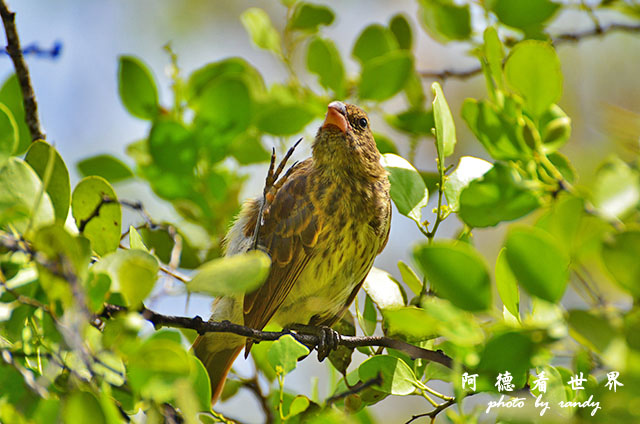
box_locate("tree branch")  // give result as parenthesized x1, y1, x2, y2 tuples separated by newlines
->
(101, 304, 454, 369)
(0, 0, 45, 141)
(419, 22, 640, 81)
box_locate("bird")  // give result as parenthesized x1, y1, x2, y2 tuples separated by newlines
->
(192, 101, 391, 404)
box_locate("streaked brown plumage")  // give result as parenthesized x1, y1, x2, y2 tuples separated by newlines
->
(192, 101, 391, 404)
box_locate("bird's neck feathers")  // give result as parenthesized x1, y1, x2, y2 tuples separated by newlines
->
(311, 129, 386, 183)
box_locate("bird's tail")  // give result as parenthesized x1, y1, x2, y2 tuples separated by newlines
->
(192, 334, 243, 405)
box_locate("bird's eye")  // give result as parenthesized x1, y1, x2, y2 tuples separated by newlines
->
(358, 118, 368, 128)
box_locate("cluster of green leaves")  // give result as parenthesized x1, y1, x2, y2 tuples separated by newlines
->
(1, 0, 640, 423)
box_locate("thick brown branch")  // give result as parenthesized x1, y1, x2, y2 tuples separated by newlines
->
(419, 22, 640, 81)
(0, 0, 45, 141)
(101, 304, 454, 369)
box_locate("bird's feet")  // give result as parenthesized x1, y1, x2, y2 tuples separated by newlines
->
(287, 323, 340, 362)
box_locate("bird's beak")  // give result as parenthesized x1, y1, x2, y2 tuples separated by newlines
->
(322, 101, 349, 133)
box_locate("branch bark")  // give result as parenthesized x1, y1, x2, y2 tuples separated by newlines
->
(101, 304, 454, 369)
(0, 0, 45, 141)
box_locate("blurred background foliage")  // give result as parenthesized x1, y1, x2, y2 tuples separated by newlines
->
(1, 0, 640, 423)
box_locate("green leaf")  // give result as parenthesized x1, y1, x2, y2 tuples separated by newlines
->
(418, 0, 471, 42)
(241, 8, 282, 55)
(601, 230, 640, 298)
(538, 104, 571, 153)
(24, 141, 71, 222)
(77, 154, 134, 183)
(289, 3, 334, 31)
(0, 74, 31, 153)
(444, 156, 493, 212)
(127, 338, 191, 402)
(267, 335, 310, 374)
(352, 24, 398, 64)
(591, 156, 640, 220)
(328, 313, 356, 374)
(147, 119, 197, 175)
(117, 56, 159, 120)
(461, 97, 529, 160)
(358, 355, 418, 395)
(0, 157, 54, 232)
(382, 307, 438, 341)
(386, 108, 434, 136)
(230, 133, 271, 165)
(189, 355, 212, 411)
(33, 223, 90, 307)
(373, 133, 398, 155)
(85, 272, 111, 313)
(505, 226, 569, 303)
(483, 27, 504, 90)
(490, 0, 560, 32)
(504, 41, 562, 116)
(362, 294, 377, 336)
(94, 249, 159, 307)
(432, 82, 456, 165)
(71, 176, 122, 256)
(62, 391, 107, 424)
(188, 250, 271, 296)
(194, 76, 253, 135)
(0, 103, 18, 167)
(568, 310, 616, 353)
(363, 267, 406, 310)
(128, 226, 147, 251)
(307, 37, 345, 96)
(458, 163, 541, 227)
(359, 51, 413, 101)
(186, 57, 265, 103)
(138, 227, 201, 269)
(288, 395, 310, 417)
(495, 248, 520, 318)
(413, 241, 491, 311)
(547, 152, 576, 183)
(397, 261, 422, 296)
(389, 14, 412, 50)
(420, 297, 484, 346)
(255, 102, 316, 135)
(381, 153, 429, 224)
(476, 331, 535, 390)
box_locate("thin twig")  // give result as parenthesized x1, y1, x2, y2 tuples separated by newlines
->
(418, 22, 640, 81)
(405, 398, 456, 424)
(101, 304, 454, 369)
(0, 0, 45, 141)
(326, 374, 383, 405)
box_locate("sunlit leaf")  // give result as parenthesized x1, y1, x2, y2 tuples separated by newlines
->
(241, 8, 282, 55)
(267, 335, 310, 374)
(77, 154, 134, 183)
(358, 355, 418, 395)
(381, 153, 429, 224)
(71, 176, 121, 256)
(359, 52, 413, 101)
(414, 241, 491, 311)
(188, 250, 271, 296)
(25, 141, 71, 222)
(504, 41, 562, 116)
(94, 249, 159, 307)
(443, 156, 493, 212)
(505, 226, 569, 303)
(117, 56, 159, 120)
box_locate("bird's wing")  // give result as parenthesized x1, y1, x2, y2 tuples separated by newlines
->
(242, 159, 322, 352)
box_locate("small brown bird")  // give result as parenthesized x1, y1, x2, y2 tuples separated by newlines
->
(192, 101, 391, 403)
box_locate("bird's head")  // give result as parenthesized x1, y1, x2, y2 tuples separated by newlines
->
(312, 101, 384, 179)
